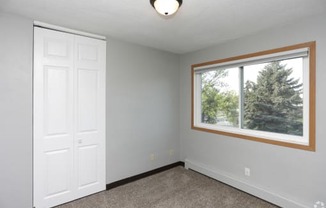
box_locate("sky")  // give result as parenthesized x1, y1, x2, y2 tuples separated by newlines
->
(214, 57, 303, 94)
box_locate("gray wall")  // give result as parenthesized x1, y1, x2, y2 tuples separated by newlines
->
(106, 39, 180, 183)
(179, 13, 326, 207)
(0, 13, 33, 208)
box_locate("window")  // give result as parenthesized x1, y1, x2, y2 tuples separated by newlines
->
(192, 42, 316, 151)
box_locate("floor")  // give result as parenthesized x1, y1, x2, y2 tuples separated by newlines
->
(56, 166, 279, 208)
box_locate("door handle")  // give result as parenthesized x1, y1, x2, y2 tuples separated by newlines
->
(78, 139, 82, 144)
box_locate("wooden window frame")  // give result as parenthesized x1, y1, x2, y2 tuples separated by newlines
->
(191, 41, 316, 151)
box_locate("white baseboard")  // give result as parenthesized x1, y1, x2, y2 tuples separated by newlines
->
(185, 159, 309, 208)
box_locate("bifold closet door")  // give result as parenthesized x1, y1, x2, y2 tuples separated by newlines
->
(33, 27, 106, 208)
(74, 34, 106, 198)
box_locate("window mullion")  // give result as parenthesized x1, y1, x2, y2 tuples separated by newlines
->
(196, 73, 203, 125)
(239, 66, 244, 129)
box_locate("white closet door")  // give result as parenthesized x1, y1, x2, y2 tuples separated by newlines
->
(34, 27, 75, 208)
(34, 27, 106, 208)
(74, 35, 106, 198)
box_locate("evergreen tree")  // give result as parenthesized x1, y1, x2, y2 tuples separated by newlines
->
(244, 61, 303, 136)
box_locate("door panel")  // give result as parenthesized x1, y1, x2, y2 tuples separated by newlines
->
(34, 27, 74, 208)
(77, 69, 98, 132)
(45, 38, 70, 58)
(78, 145, 98, 188)
(78, 44, 98, 61)
(44, 66, 70, 135)
(45, 149, 71, 197)
(74, 36, 106, 198)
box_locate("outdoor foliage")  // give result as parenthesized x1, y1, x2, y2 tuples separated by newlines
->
(201, 61, 303, 136)
(201, 70, 238, 126)
(244, 61, 303, 136)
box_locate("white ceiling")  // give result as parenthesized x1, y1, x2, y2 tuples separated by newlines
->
(1, 0, 326, 54)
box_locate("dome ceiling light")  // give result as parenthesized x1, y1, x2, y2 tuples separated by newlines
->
(150, 0, 183, 16)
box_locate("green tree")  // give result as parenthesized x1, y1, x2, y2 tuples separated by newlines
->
(219, 91, 239, 126)
(244, 61, 303, 136)
(201, 70, 239, 126)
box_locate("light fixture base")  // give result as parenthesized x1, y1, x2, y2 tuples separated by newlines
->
(150, 0, 183, 16)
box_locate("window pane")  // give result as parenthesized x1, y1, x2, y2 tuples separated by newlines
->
(201, 68, 239, 127)
(243, 58, 303, 136)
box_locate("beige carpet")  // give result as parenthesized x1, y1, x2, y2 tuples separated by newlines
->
(56, 166, 279, 208)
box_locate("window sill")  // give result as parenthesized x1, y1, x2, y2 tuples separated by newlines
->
(192, 123, 315, 151)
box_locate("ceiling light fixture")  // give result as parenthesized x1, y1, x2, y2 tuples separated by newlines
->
(150, 0, 183, 16)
